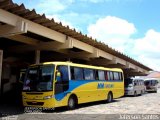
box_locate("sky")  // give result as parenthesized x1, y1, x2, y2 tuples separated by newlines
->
(13, 0, 160, 71)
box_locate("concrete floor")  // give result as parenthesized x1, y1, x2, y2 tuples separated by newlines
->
(1, 89, 160, 120)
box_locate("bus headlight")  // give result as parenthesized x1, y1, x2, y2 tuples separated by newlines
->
(43, 95, 53, 100)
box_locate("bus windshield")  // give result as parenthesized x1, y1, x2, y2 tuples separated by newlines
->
(23, 65, 54, 92)
(124, 78, 133, 87)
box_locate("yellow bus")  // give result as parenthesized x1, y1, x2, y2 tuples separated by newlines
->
(22, 62, 124, 109)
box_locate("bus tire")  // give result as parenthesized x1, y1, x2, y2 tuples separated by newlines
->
(107, 92, 113, 103)
(67, 96, 77, 110)
(134, 91, 137, 97)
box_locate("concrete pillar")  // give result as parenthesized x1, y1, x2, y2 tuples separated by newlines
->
(0, 50, 3, 96)
(35, 50, 40, 64)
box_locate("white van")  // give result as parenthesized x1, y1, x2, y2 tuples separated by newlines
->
(144, 79, 158, 93)
(125, 78, 146, 96)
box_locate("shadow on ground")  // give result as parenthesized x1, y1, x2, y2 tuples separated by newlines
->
(45, 99, 120, 113)
(0, 91, 121, 116)
(0, 91, 24, 117)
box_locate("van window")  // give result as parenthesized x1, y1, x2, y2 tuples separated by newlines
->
(134, 80, 137, 86)
(151, 80, 157, 85)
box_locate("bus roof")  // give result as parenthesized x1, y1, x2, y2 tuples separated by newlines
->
(32, 61, 123, 72)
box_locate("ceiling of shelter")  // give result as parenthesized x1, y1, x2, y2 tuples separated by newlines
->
(0, 0, 152, 71)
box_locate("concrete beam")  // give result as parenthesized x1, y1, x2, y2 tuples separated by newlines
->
(8, 39, 72, 53)
(70, 37, 94, 53)
(107, 64, 126, 69)
(8, 44, 36, 53)
(0, 9, 65, 43)
(106, 57, 117, 65)
(143, 70, 149, 75)
(0, 20, 27, 37)
(87, 48, 99, 58)
(98, 49, 113, 61)
(38, 39, 73, 50)
(88, 58, 110, 66)
(106, 57, 126, 66)
(137, 67, 144, 73)
(116, 57, 126, 66)
(73, 48, 113, 60)
(125, 68, 138, 73)
(106, 57, 131, 69)
(7, 34, 40, 45)
(126, 62, 136, 69)
(127, 72, 147, 77)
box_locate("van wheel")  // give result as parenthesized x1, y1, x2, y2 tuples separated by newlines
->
(154, 90, 157, 93)
(140, 90, 143, 96)
(134, 91, 137, 97)
(107, 92, 113, 103)
(68, 97, 76, 110)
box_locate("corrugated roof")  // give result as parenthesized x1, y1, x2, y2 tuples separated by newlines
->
(0, 0, 152, 71)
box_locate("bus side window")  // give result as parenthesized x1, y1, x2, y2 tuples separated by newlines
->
(74, 67, 84, 80)
(109, 71, 114, 81)
(105, 71, 110, 81)
(98, 70, 105, 80)
(70, 67, 75, 80)
(56, 65, 69, 92)
(119, 72, 122, 81)
(57, 66, 69, 81)
(84, 68, 95, 80)
(94, 70, 99, 80)
(113, 72, 119, 81)
(105, 71, 107, 80)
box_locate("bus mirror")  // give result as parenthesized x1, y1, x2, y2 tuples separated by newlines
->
(56, 71, 61, 82)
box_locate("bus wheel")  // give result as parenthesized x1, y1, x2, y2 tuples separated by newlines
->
(107, 92, 113, 103)
(134, 91, 137, 97)
(68, 96, 76, 110)
(142, 90, 144, 95)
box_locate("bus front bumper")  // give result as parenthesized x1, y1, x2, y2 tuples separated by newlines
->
(23, 98, 55, 109)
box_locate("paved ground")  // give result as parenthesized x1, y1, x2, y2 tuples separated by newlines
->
(58, 89, 160, 114)
(1, 89, 160, 120)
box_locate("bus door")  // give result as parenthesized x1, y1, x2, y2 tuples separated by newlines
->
(55, 65, 69, 102)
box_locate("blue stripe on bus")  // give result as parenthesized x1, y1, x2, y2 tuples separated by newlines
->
(54, 79, 122, 101)
(55, 80, 93, 101)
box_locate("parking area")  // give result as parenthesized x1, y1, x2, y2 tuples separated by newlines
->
(58, 89, 160, 114)
(0, 89, 160, 120)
